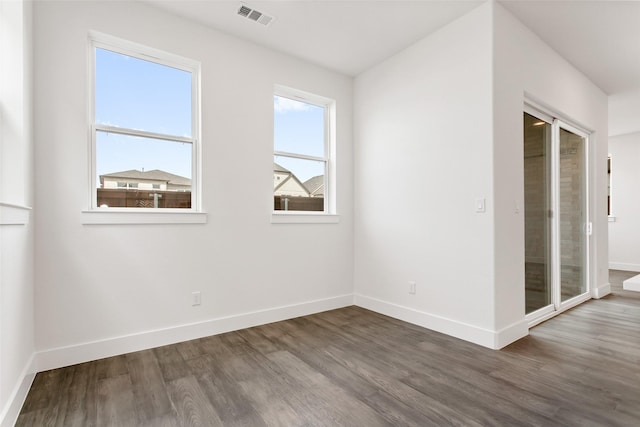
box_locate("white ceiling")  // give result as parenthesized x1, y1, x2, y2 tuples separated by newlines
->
(146, 0, 640, 96)
(147, 0, 484, 76)
(500, 0, 640, 96)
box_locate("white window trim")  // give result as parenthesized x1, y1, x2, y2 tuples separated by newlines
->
(84, 32, 204, 224)
(0, 202, 32, 225)
(272, 85, 337, 223)
(81, 209, 207, 225)
(271, 212, 340, 224)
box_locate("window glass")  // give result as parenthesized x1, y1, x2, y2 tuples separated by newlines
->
(274, 95, 325, 157)
(91, 37, 198, 210)
(96, 131, 192, 186)
(95, 48, 192, 137)
(273, 90, 331, 213)
(274, 156, 324, 187)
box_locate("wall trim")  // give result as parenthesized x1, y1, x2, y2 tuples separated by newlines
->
(494, 319, 529, 349)
(609, 262, 640, 272)
(354, 294, 527, 350)
(35, 294, 354, 372)
(623, 274, 640, 292)
(0, 202, 31, 225)
(592, 282, 612, 299)
(81, 210, 207, 225)
(0, 354, 36, 427)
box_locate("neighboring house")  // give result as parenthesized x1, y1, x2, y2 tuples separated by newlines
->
(273, 163, 310, 197)
(100, 169, 191, 192)
(303, 175, 324, 197)
(273, 164, 325, 198)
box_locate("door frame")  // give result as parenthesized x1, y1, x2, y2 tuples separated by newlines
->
(524, 104, 592, 328)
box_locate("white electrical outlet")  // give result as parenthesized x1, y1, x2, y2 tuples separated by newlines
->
(409, 281, 416, 295)
(192, 291, 201, 306)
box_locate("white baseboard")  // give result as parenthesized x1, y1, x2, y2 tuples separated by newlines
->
(623, 274, 640, 292)
(592, 282, 612, 298)
(494, 319, 529, 349)
(609, 262, 640, 272)
(0, 354, 37, 427)
(354, 294, 527, 350)
(36, 294, 354, 372)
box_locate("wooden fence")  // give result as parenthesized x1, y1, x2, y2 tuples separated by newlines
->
(98, 190, 323, 211)
(97, 189, 191, 209)
(274, 195, 324, 212)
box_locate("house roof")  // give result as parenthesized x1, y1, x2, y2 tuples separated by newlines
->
(273, 163, 311, 195)
(274, 163, 290, 174)
(100, 169, 191, 186)
(303, 175, 324, 196)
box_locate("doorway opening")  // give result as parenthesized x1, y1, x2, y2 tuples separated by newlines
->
(523, 107, 591, 326)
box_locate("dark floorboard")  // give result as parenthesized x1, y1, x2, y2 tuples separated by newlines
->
(17, 270, 640, 426)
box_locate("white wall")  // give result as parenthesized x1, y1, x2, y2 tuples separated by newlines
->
(0, 0, 35, 425)
(609, 89, 640, 137)
(608, 132, 640, 271)
(33, 0, 354, 369)
(354, 1, 609, 349)
(18, 0, 612, 388)
(493, 0, 610, 333)
(608, 89, 640, 272)
(354, 3, 497, 347)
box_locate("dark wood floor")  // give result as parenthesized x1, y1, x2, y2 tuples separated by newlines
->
(18, 271, 640, 426)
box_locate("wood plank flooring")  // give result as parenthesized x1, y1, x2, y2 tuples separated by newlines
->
(17, 271, 640, 426)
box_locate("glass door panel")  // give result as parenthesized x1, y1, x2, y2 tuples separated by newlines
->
(524, 110, 590, 324)
(558, 127, 587, 301)
(524, 113, 552, 314)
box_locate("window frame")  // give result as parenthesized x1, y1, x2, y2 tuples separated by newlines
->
(85, 32, 203, 223)
(272, 85, 338, 222)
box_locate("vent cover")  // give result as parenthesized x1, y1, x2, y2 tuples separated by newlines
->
(237, 3, 274, 26)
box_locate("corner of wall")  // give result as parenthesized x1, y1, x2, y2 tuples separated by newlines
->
(491, 0, 609, 340)
(592, 283, 611, 299)
(493, 319, 528, 349)
(354, 294, 526, 350)
(0, 0, 37, 424)
(0, 355, 36, 427)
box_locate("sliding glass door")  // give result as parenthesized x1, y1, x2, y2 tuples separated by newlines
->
(524, 109, 590, 324)
(524, 112, 552, 314)
(558, 127, 588, 302)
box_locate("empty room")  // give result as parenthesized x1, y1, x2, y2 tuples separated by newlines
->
(2, 0, 639, 425)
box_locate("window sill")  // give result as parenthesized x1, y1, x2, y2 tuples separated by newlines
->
(0, 202, 32, 225)
(81, 209, 207, 225)
(271, 213, 340, 224)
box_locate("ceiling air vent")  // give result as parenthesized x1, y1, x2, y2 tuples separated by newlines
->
(237, 3, 274, 27)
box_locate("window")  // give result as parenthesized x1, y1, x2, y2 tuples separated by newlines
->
(273, 86, 334, 214)
(90, 33, 200, 211)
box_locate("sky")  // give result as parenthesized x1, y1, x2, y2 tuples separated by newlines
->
(96, 47, 326, 186)
(95, 47, 193, 182)
(273, 95, 326, 183)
